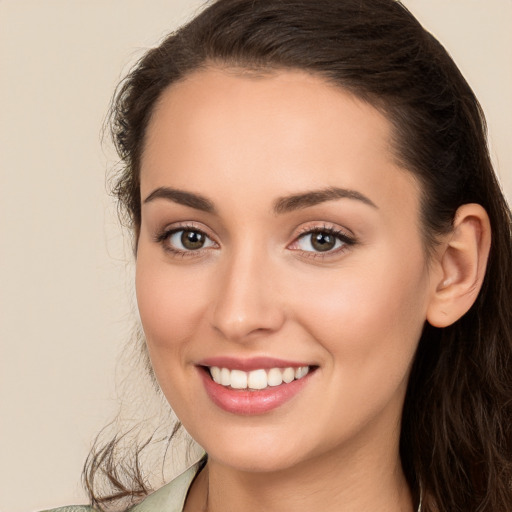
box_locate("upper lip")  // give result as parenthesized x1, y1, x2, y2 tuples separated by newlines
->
(197, 356, 313, 371)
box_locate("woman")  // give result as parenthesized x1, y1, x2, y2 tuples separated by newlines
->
(70, 0, 512, 511)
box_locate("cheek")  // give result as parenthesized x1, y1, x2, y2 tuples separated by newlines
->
(286, 255, 429, 438)
(135, 254, 209, 355)
(134, 253, 212, 414)
(291, 249, 430, 375)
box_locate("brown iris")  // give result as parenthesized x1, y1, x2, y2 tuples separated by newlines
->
(311, 232, 336, 252)
(181, 230, 206, 250)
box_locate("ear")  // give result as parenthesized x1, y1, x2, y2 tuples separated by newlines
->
(426, 203, 491, 328)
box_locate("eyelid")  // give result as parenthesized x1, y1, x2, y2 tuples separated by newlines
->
(288, 222, 357, 257)
(294, 222, 355, 239)
(152, 220, 356, 259)
(154, 221, 219, 256)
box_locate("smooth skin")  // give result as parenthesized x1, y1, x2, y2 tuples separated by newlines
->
(136, 68, 491, 512)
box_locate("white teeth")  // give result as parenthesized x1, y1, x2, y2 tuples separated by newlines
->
(210, 366, 221, 383)
(267, 368, 283, 387)
(282, 367, 295, 383)
(247, 369, 267, 390)
(295, 366, 308, 379)
(208, 365, 310, 390)
(220, 367, 231, 386)
(230, 369, 248, 389)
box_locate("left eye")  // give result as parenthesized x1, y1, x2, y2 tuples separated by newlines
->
(295, 230, 346, 253)
(168, 229, 216, 251)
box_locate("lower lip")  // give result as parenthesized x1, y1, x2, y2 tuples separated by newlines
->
(199, 368, 313, 415)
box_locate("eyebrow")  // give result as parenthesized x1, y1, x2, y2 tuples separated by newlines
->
(143, 185, 377, 215)
(273, 187, 377, 214)
(143, 187, 216, 213)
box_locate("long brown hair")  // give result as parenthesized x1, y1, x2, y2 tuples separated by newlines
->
(84, 1, 512, 510)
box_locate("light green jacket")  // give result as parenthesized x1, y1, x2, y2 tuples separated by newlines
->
(43, 461, 201, 512)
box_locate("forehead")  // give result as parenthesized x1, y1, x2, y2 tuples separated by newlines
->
(143, 68, 394, 167)
(140, 67, 418, 215)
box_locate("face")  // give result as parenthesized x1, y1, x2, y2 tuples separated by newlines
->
(136, 68, 435, 473)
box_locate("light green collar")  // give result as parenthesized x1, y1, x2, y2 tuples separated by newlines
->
(129, 459, 204, 512)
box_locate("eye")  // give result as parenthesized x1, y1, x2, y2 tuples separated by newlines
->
(297, 231, 342, 252)
(164, 228, 216, 252)
(291, 227, 355, 254)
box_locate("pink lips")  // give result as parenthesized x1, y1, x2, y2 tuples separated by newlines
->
(197, 357, 315, 415)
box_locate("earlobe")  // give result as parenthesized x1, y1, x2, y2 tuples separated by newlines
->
(426, 204, 491, 328)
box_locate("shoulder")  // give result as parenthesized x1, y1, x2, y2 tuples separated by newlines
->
(39, 458, 205, 512)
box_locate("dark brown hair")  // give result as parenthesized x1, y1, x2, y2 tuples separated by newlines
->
(84, 1, 512, 510)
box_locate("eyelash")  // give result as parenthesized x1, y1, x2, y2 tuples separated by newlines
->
(154, 223, 218, 257)
(154, 223, 356, 259)
(290, 225, 356, 259)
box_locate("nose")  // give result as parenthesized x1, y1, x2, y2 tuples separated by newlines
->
(210, 247, 286, 342)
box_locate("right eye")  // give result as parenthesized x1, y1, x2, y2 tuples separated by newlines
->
(166, 228, 216, 252)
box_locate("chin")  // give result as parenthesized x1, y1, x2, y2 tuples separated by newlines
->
(191, 423, 320, 474)
(209, 446, 308, 474)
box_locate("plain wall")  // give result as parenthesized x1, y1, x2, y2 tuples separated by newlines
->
(1, 1, 510, 511)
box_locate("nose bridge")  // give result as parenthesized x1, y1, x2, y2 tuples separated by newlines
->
(210, 239, 284, 341)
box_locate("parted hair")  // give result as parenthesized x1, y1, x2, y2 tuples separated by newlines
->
(84, 1, 512, 510)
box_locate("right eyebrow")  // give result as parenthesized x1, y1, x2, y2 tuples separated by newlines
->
(143, 187, 216, 213)
(273, 186, 378, 214)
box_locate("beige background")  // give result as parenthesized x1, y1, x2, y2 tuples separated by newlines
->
(0, 1, 510, 511)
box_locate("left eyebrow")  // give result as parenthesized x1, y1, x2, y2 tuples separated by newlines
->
(143, 186, 216, 213)
(273, 187, 378, 214)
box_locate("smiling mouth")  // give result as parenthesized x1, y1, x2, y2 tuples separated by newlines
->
(205, 365, 314, 390)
